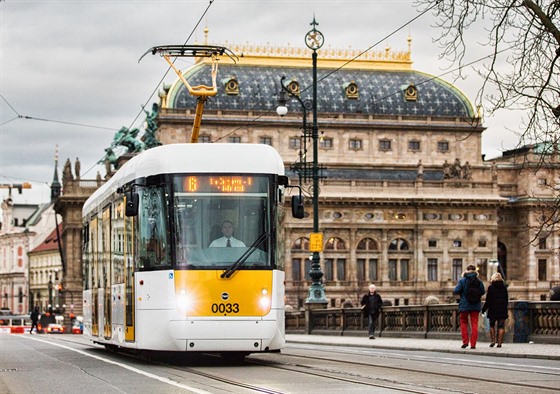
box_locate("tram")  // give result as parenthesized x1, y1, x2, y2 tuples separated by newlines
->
(82, 143, 302, 356)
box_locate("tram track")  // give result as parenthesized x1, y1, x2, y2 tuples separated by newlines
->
(254, 346, 560, 393)
(46, 335, 560, 393)
(285, 343, 560, 378)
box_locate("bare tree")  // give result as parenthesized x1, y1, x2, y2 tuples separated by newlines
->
(415, 0, 560, 154)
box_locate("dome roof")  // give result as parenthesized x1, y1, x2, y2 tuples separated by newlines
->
(165, 43, 475, 118)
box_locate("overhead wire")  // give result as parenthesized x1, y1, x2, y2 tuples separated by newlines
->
(1, 1, 216, 184)
(81, 0, 216, 177)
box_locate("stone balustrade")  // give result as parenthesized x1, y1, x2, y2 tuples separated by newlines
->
(286, 301, 560, 344)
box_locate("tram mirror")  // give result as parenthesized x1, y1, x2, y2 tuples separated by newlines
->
(125, 191, 139, 217)
(291, 195, 305, 219)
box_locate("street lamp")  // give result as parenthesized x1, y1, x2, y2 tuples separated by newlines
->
(47, 278, 53, 309)
(277, 17, 327, 305)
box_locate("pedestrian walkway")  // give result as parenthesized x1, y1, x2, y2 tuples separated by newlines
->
(286, 334, 560, 361)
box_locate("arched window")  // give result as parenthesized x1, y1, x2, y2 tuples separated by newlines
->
(291, 237, 309, 251)
(389, 238, 409, 251)
(290, 237, 310, 283)
(357, 237, 378, 251)
(324, 237, 348, 283)
(356, 238, 379, 283)
(324, 237, 346, 250)
(388, 238, 411, 281)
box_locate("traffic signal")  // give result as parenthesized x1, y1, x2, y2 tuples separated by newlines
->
(56, 283, 63, 295)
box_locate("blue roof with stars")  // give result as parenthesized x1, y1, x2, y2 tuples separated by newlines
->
(167, 62, 475, 118)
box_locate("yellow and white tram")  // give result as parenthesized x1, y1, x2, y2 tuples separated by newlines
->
(82, 143, 300, 356)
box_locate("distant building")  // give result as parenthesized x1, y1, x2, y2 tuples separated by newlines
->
(0, 153, 62, 315)
(28, 224, 63, 313)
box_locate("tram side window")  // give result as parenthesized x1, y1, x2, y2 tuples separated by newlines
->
(136, 187, 170, 270)
(82, 223, 90, 290)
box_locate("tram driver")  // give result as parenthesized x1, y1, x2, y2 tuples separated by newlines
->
(209, 220, 246, 247)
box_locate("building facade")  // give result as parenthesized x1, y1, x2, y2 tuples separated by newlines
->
(49, 38, 560, 313)
(151, 38, 558, 308)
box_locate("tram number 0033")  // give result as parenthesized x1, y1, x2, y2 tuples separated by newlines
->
(211, 303, 240, 314)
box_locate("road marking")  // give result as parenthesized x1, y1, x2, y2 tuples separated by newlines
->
(22, 336, 211, 393)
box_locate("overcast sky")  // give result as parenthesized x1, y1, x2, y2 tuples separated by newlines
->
(0, 0, 522, 206)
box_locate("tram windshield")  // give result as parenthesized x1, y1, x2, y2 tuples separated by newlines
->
(173, 175, 272, 269)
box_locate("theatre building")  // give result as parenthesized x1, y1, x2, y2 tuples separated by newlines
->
(54, 37, 557, 311)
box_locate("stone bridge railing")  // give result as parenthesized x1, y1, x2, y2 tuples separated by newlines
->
(285, 301, 560, 344)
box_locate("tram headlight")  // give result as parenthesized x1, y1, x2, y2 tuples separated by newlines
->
(176, 289, 194, 313)
(259, 288, 270, 309)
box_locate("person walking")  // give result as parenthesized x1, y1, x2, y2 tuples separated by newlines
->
(29, 307, 40, 334)
(454, 265, 485, 349)
(482, 272, 509, 347)
(360, 284, 383, 339)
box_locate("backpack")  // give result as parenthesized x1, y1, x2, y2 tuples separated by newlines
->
(465, 277, 482, 303)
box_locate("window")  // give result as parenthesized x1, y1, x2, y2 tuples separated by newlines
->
(325, 237, 346, 250)
(349, 139, 363, 150)
(388, 259, 397, 280)
(357, 259, 366, 281)
(538, 178, 548, 186)
(304, 259, 312, 280)
(453, 239, 462, 248)
(427, 258, 438, 281)
(292, 237, 309, 251)
(428, 239, 437, 248)
(400, 259, 409, 281)
(320, 137, 333, 149)
(379, 139, 392, 151)
(289, 137, 301, 149)
(260, 136, 272, 146)
(336, 259, 346, 281)
(437, 141, 449, 152)
(357, 258, 378, 281)
(292, 258, 302, 281)
(369, 259, 378, 281)
(324, 259, 334, 281)
(137, 187, 170, 270)
(228, 136, 241, 143)
(408, 140, 421, 151)
(357, 237, 378, 250)
(538, 259, 547, 280)
(199, 134, 211, 143)
(389, 238, 409, 251)
(478, 239, 487, 247)
(452, 258, 463, 282)
(538, 237, 547, 250)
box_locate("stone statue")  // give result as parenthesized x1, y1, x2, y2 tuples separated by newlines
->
(451, 158, 462, 179)
(491, 161, 497, 182)
(142, 103, 162, 149)
(62, 158, 73, 184)
(417, 159, 424, 179)
(463, 161, 472, 180)
(74, 157, 81, 180)
(443, 160, 451, 179)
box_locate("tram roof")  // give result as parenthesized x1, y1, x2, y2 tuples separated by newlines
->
(83, 143, 284, 215)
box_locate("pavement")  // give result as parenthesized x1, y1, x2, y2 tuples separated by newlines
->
(286, 334, 560, 361)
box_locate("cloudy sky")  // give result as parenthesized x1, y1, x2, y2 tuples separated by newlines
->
(0, 0, 521, 206)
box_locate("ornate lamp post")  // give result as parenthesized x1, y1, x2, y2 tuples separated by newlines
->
(47, 277, 53, 310)
(277, 18, 327, 306)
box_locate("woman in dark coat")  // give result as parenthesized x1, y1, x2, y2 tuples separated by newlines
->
(482, 272, 509, 347)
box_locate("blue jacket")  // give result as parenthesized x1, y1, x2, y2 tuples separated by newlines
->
(454, 271, 485, 312)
